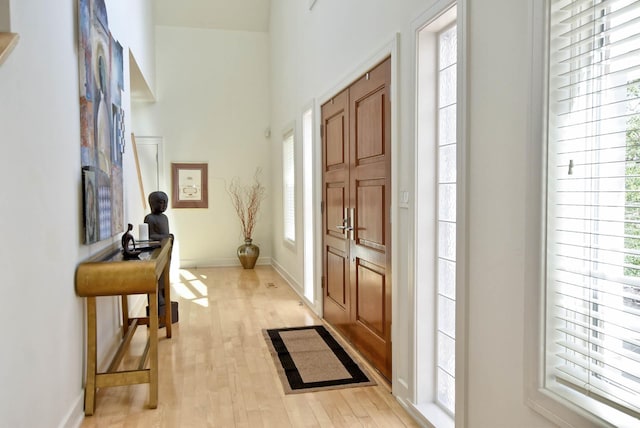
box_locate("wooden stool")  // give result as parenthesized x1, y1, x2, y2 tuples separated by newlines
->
(75, 238, 173, 416)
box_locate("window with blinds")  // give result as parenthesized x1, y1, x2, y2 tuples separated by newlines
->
(545, 0, 640, 421)
(283, 131, 296, 243)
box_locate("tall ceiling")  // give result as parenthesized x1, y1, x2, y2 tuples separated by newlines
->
(154, 0, 271, 32)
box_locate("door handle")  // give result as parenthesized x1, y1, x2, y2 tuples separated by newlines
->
(348, 207, 355, 241)
(336, 208, 355, 239)
(337, 208, 353, 235)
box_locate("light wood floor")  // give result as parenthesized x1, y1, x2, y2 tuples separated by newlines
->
(80, 266, 418, 428)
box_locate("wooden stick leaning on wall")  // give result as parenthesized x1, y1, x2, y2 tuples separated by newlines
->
(131, 133, 147, 210)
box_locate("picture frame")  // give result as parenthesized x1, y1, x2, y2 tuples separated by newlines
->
(171, 162, 208, 208)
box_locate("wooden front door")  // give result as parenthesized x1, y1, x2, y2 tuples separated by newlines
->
(322, 57, 392, 380)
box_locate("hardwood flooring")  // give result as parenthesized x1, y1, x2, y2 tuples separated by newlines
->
(80, 266, 418, 428)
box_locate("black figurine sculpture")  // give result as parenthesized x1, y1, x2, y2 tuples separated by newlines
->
(144, 191, 171, 241)
(143, 191, 178, 327)
(121, 223, 141, 259)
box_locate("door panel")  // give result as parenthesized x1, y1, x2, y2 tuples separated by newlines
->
(356, 180, 385, 251)
(322, 89, 350, 330)
(322, 57, 392, 381)
(326, 185, 346, 238)
(356, 261, 385, 336)
(326, 250, 346, 307)
(355, 90, 385, 161)
(326, 115, 346, 166)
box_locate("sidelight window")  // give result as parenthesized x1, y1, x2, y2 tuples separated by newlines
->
(414, 3, 458, 426)
(283, 129, 296, 244)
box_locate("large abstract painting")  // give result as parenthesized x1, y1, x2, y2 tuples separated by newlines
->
(78, 0, 125, 244)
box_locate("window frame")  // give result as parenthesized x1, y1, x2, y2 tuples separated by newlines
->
(282, 126, 296, 247)
(302, 105, 316, 304)
(410, 1, 466, 427)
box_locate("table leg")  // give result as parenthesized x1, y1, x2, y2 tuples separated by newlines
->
(84, 297, 97, 416)
(121, 295, 129, 338)
(163, 267, 172, 338)
(148, 291, 158, 409)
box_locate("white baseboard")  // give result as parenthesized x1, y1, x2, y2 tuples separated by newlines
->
(179, 257, 272, 269)
(398, 398, 454, 428)
(271, 258, 302, 294)
(271, 259, 322, 316)
(59, 393, 84, 428)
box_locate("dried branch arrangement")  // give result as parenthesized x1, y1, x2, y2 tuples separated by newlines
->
(227, 168, 266, 240)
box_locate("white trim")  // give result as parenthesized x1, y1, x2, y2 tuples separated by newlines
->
(178, 257, 272, 269)
(282, 123, 297, 247)
(390, 34, 401, 397)
(311, 98, 324, 316)
(411, 402, 455, 428)
(133, 135, 165, 194)
(301, 102, 317, 306)
(410, 1, 467, 426)
(524, 0, 549, 421)
(58, 393, 84, 428)
(271, 258, 306, 299)
(456, 1, 469, 426)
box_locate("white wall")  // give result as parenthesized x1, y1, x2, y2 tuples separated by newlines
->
(108, 0, 156, 95)
(269, 0, 552, 427)
(0, 1, 154, 426)
(133, 26, 271, 268)
(465, 1, 548, 426)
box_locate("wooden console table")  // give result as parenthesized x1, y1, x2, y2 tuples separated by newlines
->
(75, 237, 173, 416)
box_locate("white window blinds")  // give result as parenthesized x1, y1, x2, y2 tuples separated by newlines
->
(283, 131, 296, 243)
(546, 0, 640, 420)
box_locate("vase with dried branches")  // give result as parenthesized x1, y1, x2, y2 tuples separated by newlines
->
(227, 168, 266, 269)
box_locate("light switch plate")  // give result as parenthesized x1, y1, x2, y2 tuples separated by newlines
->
(399, 190, 409, 209)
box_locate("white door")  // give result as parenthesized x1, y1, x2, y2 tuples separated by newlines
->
(135, 136, 164, 199)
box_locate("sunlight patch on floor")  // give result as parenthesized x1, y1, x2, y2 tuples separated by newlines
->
(172, 282, 196, 300)
(173, 269, 209, 304)
(178, 269, 197, 281)
(189, 279, 208, 296)
(192, 297, 209, 307)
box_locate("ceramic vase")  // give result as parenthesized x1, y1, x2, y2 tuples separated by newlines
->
(237, 238, 259, 269)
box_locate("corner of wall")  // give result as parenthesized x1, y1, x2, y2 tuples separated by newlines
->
(129, 50, 156, 102)
(58, 394, 84, 428)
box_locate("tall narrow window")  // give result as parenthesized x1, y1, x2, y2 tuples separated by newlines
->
(436, 22, 457, 415)
(545, 0, 640, 424)
(415, 4, 458, 424)
(283, 130, 296, 244)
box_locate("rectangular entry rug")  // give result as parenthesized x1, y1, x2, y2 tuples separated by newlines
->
(263, 325, 376, 394)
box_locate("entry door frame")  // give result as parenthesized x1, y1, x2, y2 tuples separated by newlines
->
(133, 135, 165, 195)
(314, 34, 400, 387)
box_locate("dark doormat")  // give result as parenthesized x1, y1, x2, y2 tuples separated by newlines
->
(263, 325, 377, 394)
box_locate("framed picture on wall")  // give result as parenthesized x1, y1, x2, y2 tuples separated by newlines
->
(171, 162, 208, 208)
